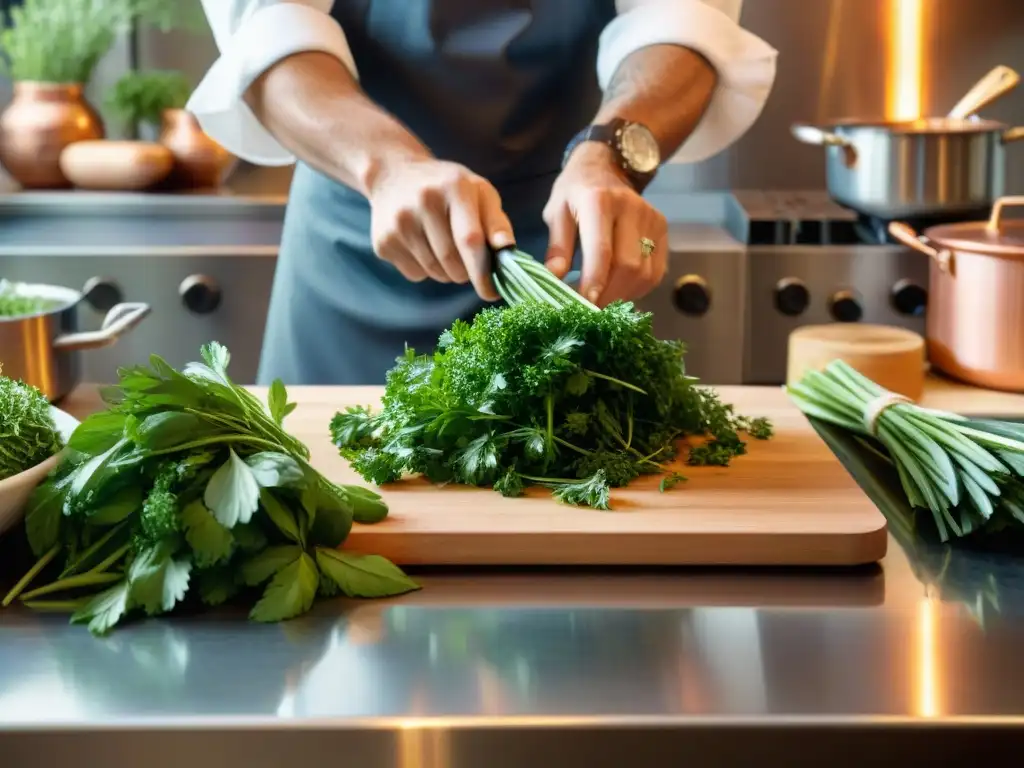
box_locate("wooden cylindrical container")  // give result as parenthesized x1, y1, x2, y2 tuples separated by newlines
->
(787, 323, 926, 401)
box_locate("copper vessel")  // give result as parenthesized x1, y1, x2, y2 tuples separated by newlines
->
(890, 197, 1024, 391)
(158, 108, 236, 190)
(0, 82, 105, 189)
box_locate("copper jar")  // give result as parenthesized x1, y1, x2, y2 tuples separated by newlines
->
(158, 108, 236, 190)
(890, 197, 1024, 391)
(0, 82, 105, 189)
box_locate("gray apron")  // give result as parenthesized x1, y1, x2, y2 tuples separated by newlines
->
(258, 0, 618, 385)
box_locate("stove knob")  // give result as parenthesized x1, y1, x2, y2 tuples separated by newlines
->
(890, 279, 928, 316)
(673, 275, 711, 316)
(81, 277, 123, 312)
(829, 290, 863, 323)
(180, 274, 222, 314)
(774, 277, 810, 316)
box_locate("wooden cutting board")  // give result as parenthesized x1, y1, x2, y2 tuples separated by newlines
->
(61, 386, 887, 567)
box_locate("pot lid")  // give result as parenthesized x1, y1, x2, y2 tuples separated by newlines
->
(925, 197, 1024, 258)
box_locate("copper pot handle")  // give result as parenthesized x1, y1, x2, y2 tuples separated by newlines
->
(1002, 127, 1024, 144)
(987, 196, 1024, 232)
(52, 302, 151, 352)
(888, 222, 955, 275)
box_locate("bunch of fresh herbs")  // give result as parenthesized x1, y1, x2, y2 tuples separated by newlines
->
(0, 365, 62, 480)
(106, 69, 191, 132)
(332, 249, 771, 509)
(2, 342, 419, 635)
(789, 359, 1024, 541)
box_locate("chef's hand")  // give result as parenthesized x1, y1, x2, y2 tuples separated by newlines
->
(543, 144, 668, 306)
(366, 158, 514, 301)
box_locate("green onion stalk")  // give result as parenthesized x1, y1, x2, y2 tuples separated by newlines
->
(787, 360, 1024, 541)
(492, 249, 599, 311)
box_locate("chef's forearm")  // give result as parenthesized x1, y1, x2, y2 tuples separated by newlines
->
(595, 44, 718, 157)
(245, 51, 431, 196)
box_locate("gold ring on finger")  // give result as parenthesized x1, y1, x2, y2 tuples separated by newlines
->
(639, 237, 656, 258)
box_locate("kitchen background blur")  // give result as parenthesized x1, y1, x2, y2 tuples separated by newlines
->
(1, 0, 1023, 385)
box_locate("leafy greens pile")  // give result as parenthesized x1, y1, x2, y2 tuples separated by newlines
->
(332, 250, 771, 508)
(0, 365, 63, 480)
(789, 359, 1024, 541)
(0, 279, 59, 318)
(3, 343, 419, 635)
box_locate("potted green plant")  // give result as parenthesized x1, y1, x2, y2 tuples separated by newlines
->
(106, 69, 192, 139)
(0, 0, 192, 189)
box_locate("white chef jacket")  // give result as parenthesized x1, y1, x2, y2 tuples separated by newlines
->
(187, 0, 778, 168)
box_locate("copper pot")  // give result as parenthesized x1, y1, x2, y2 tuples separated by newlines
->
(890, 197, 1024, 391)
(0, 82, 105, 189)
(158, 108, 235, 190)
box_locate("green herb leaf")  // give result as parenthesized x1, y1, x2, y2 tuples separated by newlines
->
(195, 565, 240, 607)
(239, 544, 302, 587)
(181, 499, 234, 567)
(315, 548, 420, 599)
(132, 411, 218, 450)
(246, 451, 304, 488)
(268, 379, 289, 425)
(70, 580, 130, 636)
(204, 448, 261, 528)
(659, 472, 687, 492)
(308, 482, 354, 547)
(343, 485, 389, 524)
(88, 485, 142, 526)
(250, 551, 319, 622)
(128, 542, 192, 616)
(259, 488, 302, 544)
(67, 411, 126, 454)
(25, 479, 66, 556)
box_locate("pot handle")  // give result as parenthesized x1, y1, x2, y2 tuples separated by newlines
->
(987, 196, 1024, 232)
(52, 302, 151, 352)
(888, 222, 955, 275)
(1002, 127, 1024, 144)
(791, 123, 857, 168)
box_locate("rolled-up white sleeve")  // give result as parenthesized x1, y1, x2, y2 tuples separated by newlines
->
(187, 0, 359, 166)
(599, 0, 778, 164)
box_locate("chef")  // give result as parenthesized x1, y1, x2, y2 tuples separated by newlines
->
(188, 0, 777, 385)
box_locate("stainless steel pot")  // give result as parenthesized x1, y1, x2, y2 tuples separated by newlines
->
(0, 282, 150, 402)
(791, 118, 1024, 219)
(889, 196, 1024, 392)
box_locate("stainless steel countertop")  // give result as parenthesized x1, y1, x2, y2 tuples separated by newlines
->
(4, 382, 1024, 765)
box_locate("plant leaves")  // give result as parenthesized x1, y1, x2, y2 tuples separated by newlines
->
(67, 411, 126, 454)
(249, 552, 319, 622)
(128, 542, 192, 616)
(259, 488, 301, 544)
(132, 411, 219, 450)
(88, 485, 142, 526)
(268, 379, 289, 425)
(202, 341, 231, 377)
(195, 566, 240, 607)
(181, 499, 234, 567)
(232, 521, 268, 552)
(315, 548, 420, 599)
(25, 478, 66, 556)
(71, 580, 131, 636)
(238, 544, 301, 586)
(342, 485, 389, 524)
(308, 482, 354, 548)
(246, 451, 303, 488)
(204, 448, 260, 528)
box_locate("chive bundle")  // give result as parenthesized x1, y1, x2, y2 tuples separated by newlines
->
(788, 360, 1024, 541)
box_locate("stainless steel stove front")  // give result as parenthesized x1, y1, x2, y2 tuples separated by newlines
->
(743, 244, 929, 384)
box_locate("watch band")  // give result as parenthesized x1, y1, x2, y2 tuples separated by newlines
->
(562, 118, 656, 191)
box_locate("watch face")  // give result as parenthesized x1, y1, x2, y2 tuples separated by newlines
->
(619, 123, 660, 174)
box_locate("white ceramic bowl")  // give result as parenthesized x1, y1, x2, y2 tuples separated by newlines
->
(0, 406, 80, 536)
